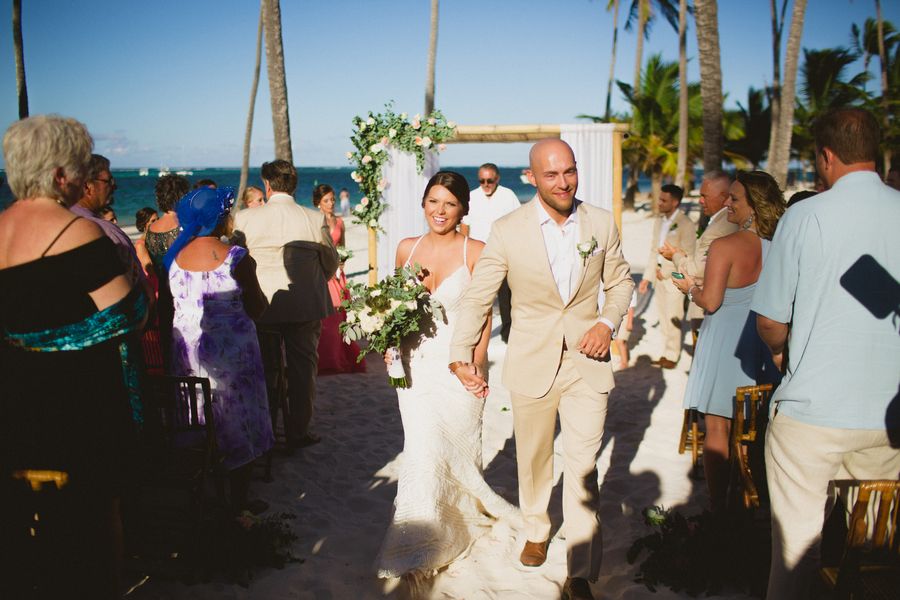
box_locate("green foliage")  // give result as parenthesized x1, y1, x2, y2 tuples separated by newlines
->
(347, 103, 456, 232)
(340, 264, 445, 362)
(725, 87, 771, 169)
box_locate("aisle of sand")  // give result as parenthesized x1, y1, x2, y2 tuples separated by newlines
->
(134, 204, 750, 600)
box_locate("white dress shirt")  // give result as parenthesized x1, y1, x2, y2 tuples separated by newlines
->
(462, 185, 521, 243)
(536, 200, 617, 335)
(656, 210, 678, 266)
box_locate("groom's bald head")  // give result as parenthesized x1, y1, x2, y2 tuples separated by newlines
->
(527, 139, 578, 220)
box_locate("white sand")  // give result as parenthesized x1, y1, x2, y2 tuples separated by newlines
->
(132, 202, 750, 599)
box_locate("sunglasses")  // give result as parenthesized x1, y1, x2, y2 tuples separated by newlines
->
(479, 178, 496, 184)
(94, 177, 116, 188)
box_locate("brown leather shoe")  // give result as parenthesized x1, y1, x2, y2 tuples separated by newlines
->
(519, 539, 548, 567)
(562, 577, 595, 600)
(656, 357, 677, 369)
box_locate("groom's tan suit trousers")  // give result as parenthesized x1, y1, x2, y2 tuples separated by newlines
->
(449, 198, 634, 580)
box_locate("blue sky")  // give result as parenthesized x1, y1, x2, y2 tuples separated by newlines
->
(1, 0, 896, 168)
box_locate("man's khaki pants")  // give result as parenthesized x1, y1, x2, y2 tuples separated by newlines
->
(765, 412, 900, 599)
(510, 351, 607, 581)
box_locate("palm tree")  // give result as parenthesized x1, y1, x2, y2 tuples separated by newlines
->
(604, 0, 621, 120)
(239, 4, 265, 203)
(725, 88, 771, 169)
(792, 47, 869, 165)
(692, 0, 723, 173)
(675, 0, 689, 186)
(424, 0, 439, 115)
(263, 0, 292, 163)
(617, 54, 702, 208)
(850, 17, 897, 90)
(13, 0, 28, 119)
(766, 0, 807, 189)
(875, 0, 892, 171)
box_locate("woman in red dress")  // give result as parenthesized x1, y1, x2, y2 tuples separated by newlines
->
(313, 184, 365, 374)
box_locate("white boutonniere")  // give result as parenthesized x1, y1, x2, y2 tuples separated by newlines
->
(577, 237, 599, 265)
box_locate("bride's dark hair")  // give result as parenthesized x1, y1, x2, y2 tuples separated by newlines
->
(422, 170, 470, 215)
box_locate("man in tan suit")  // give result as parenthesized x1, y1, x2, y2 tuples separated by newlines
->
(638, 184, 695, 369)
(448, 140, 633, 600)
(233, 160, 338, 447)
(659, 171, 738, 338)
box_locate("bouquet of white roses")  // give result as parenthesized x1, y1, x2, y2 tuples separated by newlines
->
(336, 246, 353, 263)
(340, 264, 445, 388)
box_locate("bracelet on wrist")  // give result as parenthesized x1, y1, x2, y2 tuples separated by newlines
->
(687, 285, 699, 303)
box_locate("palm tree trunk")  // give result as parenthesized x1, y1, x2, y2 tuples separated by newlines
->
(676, 0, 688, 187)
(875, 0, 891, 172)
(768, 0, 807, 188)
(605, 0, 621, 120)
(766, 0, 788, 176)
(651, 165, 664, 209)
(238, 4, 265, 203)
(12, 0, 28, 119)
(424, 0, 439, 115)
(632, 0, 649, 89)
(263, 0, 292, 163)
(693, 0, 724, 173)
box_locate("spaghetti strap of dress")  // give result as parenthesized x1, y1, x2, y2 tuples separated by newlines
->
(41, 216, 82, 257)
(462, 235, 468, 267)
(403, 236, 426, 268)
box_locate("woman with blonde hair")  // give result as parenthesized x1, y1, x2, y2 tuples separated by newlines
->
(0, 115, 148, 598)
(672, 170, 785, 513)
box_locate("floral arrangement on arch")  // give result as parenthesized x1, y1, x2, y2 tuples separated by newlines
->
(346, 103, 456, 232)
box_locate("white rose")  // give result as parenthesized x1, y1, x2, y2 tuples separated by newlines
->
(354, 204, 365, 213)
(370, 143, 383, 154)
(389, 128, 397, 138)
(345, 151, 353, 159)
(400, 112, 407, 119)
(404, 300, 417, 311)
(421, 136, 432, 148)
(362, 155, 372, 164)
(390, 299, 402, 311)
(367, 117, 375, 126)
(360, 196, 369, 206)
(370, 289, 382, 297)
(427, 117, 436, 125)
(438, 143, 447, 151)
(577, 241, 592, 253)
(351, 170, 361, 182)
(369, 219, 378, 228)
(447, 120, 456, 128)
(377, 178, 387, 191)
(359, 312, 376, 334)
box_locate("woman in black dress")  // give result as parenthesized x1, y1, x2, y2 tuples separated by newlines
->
(0, 115, 148, 599)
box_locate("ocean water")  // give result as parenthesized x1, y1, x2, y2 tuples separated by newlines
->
(0, 165, 656, 228)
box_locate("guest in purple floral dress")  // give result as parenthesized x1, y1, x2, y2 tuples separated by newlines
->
(165, 187, 273, 511)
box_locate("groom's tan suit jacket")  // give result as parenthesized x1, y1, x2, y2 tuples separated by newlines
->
(449, 198, 634, 398)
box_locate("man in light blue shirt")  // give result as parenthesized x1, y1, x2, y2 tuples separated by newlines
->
(752, 108, 900, 599)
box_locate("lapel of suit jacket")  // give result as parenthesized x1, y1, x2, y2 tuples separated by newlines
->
(566, 200, 592, 307)
(526, 198, 567, 307)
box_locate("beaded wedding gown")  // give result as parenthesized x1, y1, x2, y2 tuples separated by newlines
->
(376, 237, 519, 580)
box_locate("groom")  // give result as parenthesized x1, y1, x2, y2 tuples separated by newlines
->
(448, 139, 633, 600)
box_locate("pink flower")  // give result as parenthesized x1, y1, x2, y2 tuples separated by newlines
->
(438, 143, 447, 151)
(360, 196, 369, 206)
(414, 136, 423, 146)
(362, 155, 372, 164)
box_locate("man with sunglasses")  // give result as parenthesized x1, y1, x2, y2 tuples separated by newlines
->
(71, 154, 144, 281)
(461, 163, 521, 342)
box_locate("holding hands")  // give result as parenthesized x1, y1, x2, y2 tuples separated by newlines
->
(448, 361, 489, 399)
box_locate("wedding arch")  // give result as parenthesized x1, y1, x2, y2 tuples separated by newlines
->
(348, 108, 628, 284)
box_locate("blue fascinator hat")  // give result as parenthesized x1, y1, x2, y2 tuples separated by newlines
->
(162, 186, 235, 271)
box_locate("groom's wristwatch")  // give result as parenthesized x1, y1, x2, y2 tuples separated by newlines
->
(448, 361, 466, 374)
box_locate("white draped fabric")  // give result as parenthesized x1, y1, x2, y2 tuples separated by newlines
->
(560, 123, 616, 212)
(376, 147, 439, 281)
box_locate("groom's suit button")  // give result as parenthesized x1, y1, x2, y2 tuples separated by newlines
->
(520, 539, 549, 567)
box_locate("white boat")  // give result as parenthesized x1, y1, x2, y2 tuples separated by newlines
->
(158, 168, 171, 178)
(138, 168, 149, 176)
(176, 170, 194, 177)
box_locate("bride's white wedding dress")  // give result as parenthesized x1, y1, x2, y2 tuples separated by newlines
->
(376, 236, 519, 579)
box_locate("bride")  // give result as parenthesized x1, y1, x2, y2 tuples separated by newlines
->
(376, 171, 519, 581)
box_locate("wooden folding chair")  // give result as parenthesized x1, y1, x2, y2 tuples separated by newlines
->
(820, 479, 900, 598)
(678, 408, 705, 472)
(730, 384, 773, 509)
(137, 375, 220, 556)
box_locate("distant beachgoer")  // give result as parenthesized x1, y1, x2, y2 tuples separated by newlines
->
(753, 108, 900, 600)
(193, 178, 217, 189)
(241, 185, 265, 209)
(232, 160, 338, 448)
(147, 174, 190, 371)
(339, 187, 351, 216)
(638, 184, 694, 369)
(312, 184, 365, 375)
(672, 170, 784, 515)
(165, 187, 273, 512)
(0, 115, 148, 599)
(460, 163, 520, 343)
